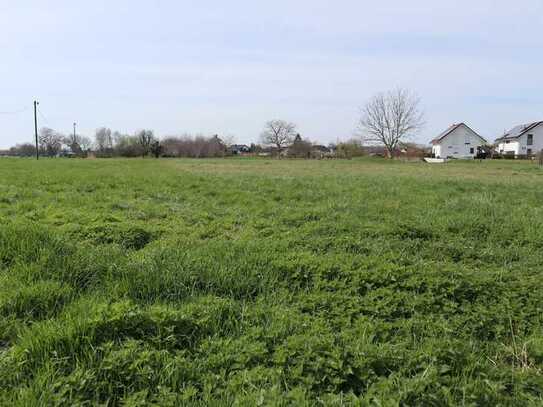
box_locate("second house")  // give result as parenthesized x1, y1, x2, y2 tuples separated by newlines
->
(495, 121, 543, 157)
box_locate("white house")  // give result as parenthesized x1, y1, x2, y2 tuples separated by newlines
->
(495, 121, 543, 157)
(431, 123, 487, 159)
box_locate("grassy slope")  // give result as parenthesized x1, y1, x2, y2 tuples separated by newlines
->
(0, 157, 542, 405)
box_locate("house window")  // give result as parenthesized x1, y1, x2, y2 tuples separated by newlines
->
(527, 134, 533, 145)
(470, 148, 474, 154)
(527, 149, 532, 156)
(506, 140, 510, 144)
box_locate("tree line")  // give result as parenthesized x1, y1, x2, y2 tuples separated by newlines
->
(8, 123, 372, 159)
(9, 128, 229, 158)
(8, 88, 425, 159)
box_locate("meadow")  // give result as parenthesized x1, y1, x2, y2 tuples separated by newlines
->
(0, 157, 542, 405)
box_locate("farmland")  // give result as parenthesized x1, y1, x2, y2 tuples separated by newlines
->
(1, 157, 543, 405)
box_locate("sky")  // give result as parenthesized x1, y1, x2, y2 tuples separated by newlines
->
(1, 0, 543, 148)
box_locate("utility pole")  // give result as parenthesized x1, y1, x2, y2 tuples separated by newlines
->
(73, 122, 76, 142)
(34, 100, 39, 160)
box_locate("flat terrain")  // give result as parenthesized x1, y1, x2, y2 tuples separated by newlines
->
(1, 157, 542, 405)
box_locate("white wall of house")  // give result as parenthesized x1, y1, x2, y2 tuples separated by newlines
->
(496, 140, 520, 156)
(432, 125, 485, 158)
(497, 123, 543, 156)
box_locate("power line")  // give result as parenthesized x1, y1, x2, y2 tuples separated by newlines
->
(36, 107, 56, 128)
(37, 107, 49, 123)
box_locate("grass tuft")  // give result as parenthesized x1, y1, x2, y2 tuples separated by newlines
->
(0, 158, 542, 404)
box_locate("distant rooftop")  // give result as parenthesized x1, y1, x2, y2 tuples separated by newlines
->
(496, 121, 543, 141)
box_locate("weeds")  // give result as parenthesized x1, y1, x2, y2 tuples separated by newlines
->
(0, 158, 542, 405)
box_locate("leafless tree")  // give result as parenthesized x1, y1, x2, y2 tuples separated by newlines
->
(63, 133, 84, 155)
(192, 134, 207, 158)
(39, 127, 63, 157)
(9, 143, 36, 157)
(78, 136, 93, 152)
(95, 127, 113, 153)
(221, 133, 236, 149)
(110, 132, 140, 157)
(135, 129, 154, 157)
(160, 134, 226, 158)
(260, 120, 297, 154)
(64, 134, 92, 156)
(358, 88, 424, 158)
(336, 138, 365, 159)
(208, 134, 226, 157)
(150, 140, 162, 158)
(287, 134, 312, 158)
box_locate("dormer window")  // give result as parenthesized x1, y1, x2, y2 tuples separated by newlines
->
(527, 134, 533, 145)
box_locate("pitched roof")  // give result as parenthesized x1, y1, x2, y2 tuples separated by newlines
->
(495, 121, 543, 141)
(431, 123, 486, 145)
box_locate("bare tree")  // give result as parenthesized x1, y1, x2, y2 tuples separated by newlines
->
(112, 132, 141, 157)
(260, 120, 297, 155)
(336, 138, 365, 159)
(64, 134, 92, 156)
(150, 140, 162, 158)
(78, 136, 93, 152)
(287, 134, 312, 158)
(161, 134, 228, 158)
(135, 129, 155, 157)
(39, 127, 63, 157)
(208, 134, 226, 157)
(9, 143, 36, 157)
(358, 88, 424, 158)
(222, 133, 235, 147)
(95, 127, 113, 153)
(63, 133, 83, 155)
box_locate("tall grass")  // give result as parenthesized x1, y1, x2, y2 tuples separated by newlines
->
(0, 158, 542, 405)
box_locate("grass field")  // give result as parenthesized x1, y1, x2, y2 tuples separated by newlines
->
(1, 157, 543, 405)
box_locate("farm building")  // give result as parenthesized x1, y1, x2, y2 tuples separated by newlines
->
(495, 121, 543, 158)
(431, 123, 487, 159)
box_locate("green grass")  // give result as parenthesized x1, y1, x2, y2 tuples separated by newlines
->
(0, 157, 542, 405)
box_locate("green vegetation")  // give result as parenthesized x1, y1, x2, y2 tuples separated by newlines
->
(1, 157, 542, 405)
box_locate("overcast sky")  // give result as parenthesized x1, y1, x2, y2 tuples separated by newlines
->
(1, 0, 543, 148)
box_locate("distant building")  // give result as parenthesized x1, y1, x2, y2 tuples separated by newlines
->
(229, 144, 250, 155)
(431, 123, 487, 159)
(58, 147, 77, 158)
(312, 145, 331, 153)
(495, 121, 543, 157)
